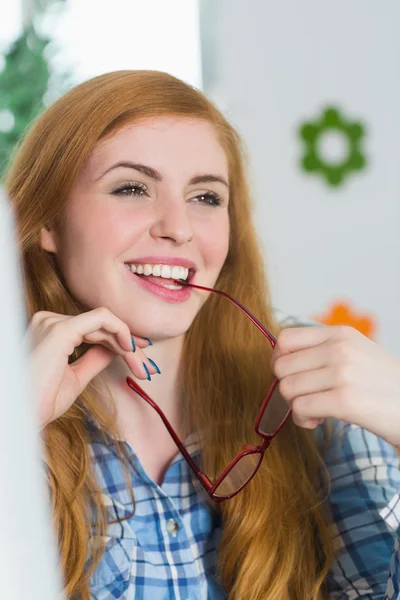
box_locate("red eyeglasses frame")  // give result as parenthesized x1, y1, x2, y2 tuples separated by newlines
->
(126, 280, 292, 502)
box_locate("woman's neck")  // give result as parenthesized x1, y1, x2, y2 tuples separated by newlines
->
(97, 335, 187, 484)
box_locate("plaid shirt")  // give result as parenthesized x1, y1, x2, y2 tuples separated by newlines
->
(87, 307, 400, 600)
(87, 419, 400, 600)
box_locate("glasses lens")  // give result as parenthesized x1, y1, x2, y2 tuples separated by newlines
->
(213, 452, 262, 498)
(258, 382, 290, 436)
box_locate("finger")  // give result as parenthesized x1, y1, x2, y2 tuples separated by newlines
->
(123, 350, 160, 380)
(31, 310, 152, 355)
(84, 328, 133, 354)
(279, 367, 337, 402)
(132, 336, 153, 350)
(273, 344, 329, 379)
(54, 308, 134, 355)
(272, 326, 336, 365)
(70, 345, 116, 392)
(82, 332, 160, 380)
(291, 389, 347, 422)
(292, 415, 324, 429)
(79, 311, 152, 353)
(30, 309, 159, 381)
(84, 329, 152, 356)
(29, 311, 65, 329)
(26, 313, 71, 346)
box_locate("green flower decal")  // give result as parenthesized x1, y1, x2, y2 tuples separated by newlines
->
(299, 107, 367, 187)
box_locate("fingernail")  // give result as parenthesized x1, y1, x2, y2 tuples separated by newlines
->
(143, 362, 151, 381)
(147, 358, 161, 374)
(131, 337, 136, 352)
(144, 337, 153, 346)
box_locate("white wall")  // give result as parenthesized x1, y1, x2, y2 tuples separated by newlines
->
(45, 0, 202, 90)
(199, 0, 400, 353)
(0, 1, 202, 94)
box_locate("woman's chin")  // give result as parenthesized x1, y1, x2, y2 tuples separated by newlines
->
(125, 308, 198, 341)
(138, 327, 190, 344)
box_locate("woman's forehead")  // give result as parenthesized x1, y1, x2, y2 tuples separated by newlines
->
(83, 116, 229, 182)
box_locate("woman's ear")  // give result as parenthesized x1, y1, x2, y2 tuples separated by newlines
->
(40, 225, 58, 253)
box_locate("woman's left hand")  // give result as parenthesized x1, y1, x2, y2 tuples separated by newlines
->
(271, 325, 400, 447)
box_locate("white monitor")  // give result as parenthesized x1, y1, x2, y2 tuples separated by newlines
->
(0, 189, 62, 599)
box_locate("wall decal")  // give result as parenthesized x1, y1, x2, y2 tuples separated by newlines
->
(313, 300, 376, 338)
(299, 107, 367, 187)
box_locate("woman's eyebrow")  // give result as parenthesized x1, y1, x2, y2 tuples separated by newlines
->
(189, 174, 229, 188)
(95, 161, 162, 182)
(96, 161, 229, 188)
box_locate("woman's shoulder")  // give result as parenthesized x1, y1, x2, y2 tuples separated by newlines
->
(320, 419, 400, 596)
(316, 418, 400, 491)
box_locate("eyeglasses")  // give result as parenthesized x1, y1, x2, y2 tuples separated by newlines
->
(126, 280, 291, 502)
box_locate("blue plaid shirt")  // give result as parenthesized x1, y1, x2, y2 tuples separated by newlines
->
(86, 302, 400, 600)
(87, 418, 400, 600)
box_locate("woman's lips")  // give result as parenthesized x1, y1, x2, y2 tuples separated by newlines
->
(136, 274, 183, 287)
(125, 268, 192, 303)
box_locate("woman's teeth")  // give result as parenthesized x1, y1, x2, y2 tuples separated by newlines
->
(125, 263, 189, 281)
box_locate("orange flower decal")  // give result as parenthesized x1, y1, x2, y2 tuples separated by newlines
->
(313, 301, 376, 339)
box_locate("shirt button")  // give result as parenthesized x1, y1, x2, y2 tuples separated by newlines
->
(166, 518, 179, 537)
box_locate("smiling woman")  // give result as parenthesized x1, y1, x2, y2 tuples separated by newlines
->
(39, 116, 230, 339)
(4, 70, 400, 600)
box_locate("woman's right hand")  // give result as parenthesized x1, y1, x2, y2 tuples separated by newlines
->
(24, 307, 158, 429)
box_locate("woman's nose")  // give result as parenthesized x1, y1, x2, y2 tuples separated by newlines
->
(149, 201, 194, 245)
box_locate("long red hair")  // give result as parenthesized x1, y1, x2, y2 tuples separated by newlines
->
(5, 70, 333, 599)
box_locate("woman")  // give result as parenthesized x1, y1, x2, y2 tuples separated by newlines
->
(4, 70, 400, 600)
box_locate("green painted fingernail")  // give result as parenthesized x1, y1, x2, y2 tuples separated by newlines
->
(131, 337, 136, 352)
(143, 362, 151, 381)
(147, 358, 161, 374)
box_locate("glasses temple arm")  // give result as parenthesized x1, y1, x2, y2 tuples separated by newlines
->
(176, 280, 277, 347)
(125, 377, 213, 492)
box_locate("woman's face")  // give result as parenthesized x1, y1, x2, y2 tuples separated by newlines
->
(41, 117, 230, 340)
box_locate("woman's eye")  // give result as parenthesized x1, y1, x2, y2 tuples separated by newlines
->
(192, 192, 223, 207)
(111, 183, 148, 197)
